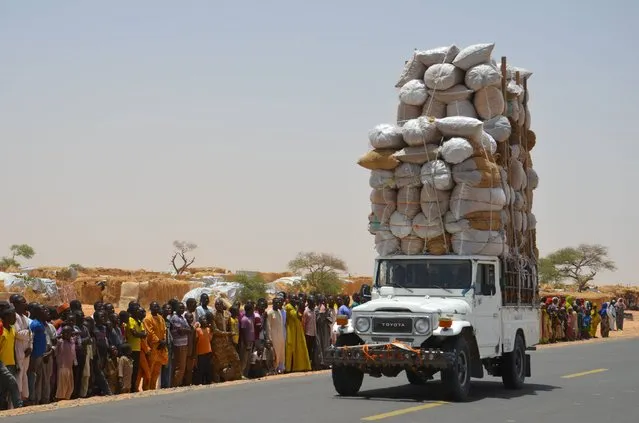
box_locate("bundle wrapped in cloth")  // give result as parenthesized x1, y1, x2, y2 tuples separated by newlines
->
(359, 42, 539, 262)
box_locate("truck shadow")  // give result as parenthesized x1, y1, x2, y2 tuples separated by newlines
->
(342, 381, 559, 403)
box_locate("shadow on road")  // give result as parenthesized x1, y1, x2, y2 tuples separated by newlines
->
(337, 381, 559, 404)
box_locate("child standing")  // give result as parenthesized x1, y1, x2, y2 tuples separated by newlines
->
(55, 325, 77, 401)
(194, 316, 213, 385)
(118, 344, 134, 394)
(228, 306, 240, 353)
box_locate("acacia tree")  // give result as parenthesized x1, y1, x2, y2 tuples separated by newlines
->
(288, 252, 348, 295)
(170, 240, 197, 275)
(0, 244, 36, 270)
(234, 273, 267, 303)
(541, 244, 616, 292)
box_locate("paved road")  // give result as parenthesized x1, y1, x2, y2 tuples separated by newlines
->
(6, 338, 639, 423)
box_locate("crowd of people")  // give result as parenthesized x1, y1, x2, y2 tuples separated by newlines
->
(540, 296, 627, 343)
(0, 291, 362, 410)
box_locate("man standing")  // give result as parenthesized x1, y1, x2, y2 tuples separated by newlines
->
(28, 304, 47, 404)
(170, 302, 191, 387)
(302, 296, 317, 369)
(267, 297, 285, 373)
(210, 299, 240, 382)
(0, 302, 23, 409)
(10, 295, 32, 401)
(143, 302, 168, 390)
(239, 303, 255, 378)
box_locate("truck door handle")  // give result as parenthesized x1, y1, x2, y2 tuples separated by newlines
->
(493, 313, 499, 318)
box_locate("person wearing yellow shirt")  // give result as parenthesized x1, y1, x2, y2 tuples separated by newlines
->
(0, 303, 23, 408)
(125, 305, 147, 393)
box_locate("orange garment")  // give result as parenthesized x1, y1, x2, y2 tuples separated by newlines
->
(136, 338, 152, 391)
(196, 327, 212, 355)
(143, 314, 168, 390)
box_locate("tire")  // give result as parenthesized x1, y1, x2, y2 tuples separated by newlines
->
(441, 336, 472, 402)
(406, 369, 427, 385)
(502, 334, 526, 389)
(332, 333, 364, 396)
(332, 366, 364, 396)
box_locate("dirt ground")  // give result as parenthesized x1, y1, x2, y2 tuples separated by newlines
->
(1, 312, 636, 418)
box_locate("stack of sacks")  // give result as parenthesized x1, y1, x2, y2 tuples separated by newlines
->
(359, 42, 539, 259)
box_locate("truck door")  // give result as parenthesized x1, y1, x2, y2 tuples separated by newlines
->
(473, 261, 501, 357)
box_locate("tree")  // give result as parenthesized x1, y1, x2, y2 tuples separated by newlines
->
(541, 244, 616, 292)
(234, 273, 267, 303)
(0, 244, 36, 271)
(170, 240, 197, 275)
(538, 257, 563, 287)
(288, 252, 348, 295)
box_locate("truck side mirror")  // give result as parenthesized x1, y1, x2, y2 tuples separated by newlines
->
(360, 284, 372, 303)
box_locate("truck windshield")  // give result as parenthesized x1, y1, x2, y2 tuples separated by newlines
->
(376, 259, 472, 290)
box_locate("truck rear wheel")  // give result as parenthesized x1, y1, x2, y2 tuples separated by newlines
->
(502, 334, 526, 389)
(441, 336, 471, 402)
(332, 366, 364, 396)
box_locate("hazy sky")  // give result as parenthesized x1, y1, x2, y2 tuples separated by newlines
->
(2, 1, 638, 284)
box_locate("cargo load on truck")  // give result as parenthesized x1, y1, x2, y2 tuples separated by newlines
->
(359, 42, 539, 306)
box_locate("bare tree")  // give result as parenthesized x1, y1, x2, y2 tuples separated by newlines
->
(171, 240, 198, 275)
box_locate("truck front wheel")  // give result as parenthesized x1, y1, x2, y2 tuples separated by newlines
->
(406, 369, 427, 385)
(332, 366, 364, 396)
(441, 336, 472, 402)
(502, 334, 526, 389)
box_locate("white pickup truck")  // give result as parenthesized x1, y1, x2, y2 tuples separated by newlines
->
(325, 254, 539, 402)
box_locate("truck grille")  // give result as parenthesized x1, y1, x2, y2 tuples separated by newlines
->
(372, 317, 413, 334)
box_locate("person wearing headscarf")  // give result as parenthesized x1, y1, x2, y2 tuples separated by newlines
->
(589, 305, 601, 338)
(565, 305, 575, 341)
(608, 299, 617, 331)
(540, 302, 549, 344)
(615, 298, 626, 331)
(599, 303, 610, 338)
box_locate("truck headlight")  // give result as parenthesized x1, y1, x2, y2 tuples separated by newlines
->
(414, 317, 431, 334)
(355, 317, 371, 332)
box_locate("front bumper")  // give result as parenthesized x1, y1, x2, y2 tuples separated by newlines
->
(324, 342, 455, 369)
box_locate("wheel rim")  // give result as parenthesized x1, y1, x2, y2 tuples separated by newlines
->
(457, 350, 468, 386)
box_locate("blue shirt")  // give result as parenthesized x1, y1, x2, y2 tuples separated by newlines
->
(338, 305, 352, 318)
(29, 320, 47, 358)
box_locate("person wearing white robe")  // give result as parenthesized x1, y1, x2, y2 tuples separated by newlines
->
(266, 298, 285, 373)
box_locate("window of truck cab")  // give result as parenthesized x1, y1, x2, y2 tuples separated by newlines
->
(375, 259, 472, 290)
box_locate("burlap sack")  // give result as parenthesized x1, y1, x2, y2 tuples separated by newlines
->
(465, 63, 501, 91)
(369, 170, 396, 189)
(358, 149, 400, 170)
(375, 231, 400, 256)
(393, 145, 439, 164)
(474, 86, 505, 120)
(452, 43, 495, 70)
(426, 233, 451, 255)
(452, 157, 501, 188)
(396, 186, 421, 218)
(428, 85, 474, 104)
(401, 236, 425, 255)
(424, 64, 464, 90)
(484, 115, 511, 143)
(422, 98, 447, 119)
(396, 52, 427, 88)
(449, 185, 507, 218)
(435, 116, 483, 140)
(508, 157, 527, 191)
(421, 160, 454, 190)
(527, 168, 539, 190)
(420, 184, 450, 218)
(412, 212, 446, 240)
(445, 210, 503, 233)
(394, 163, 422, 188)
(451, 229, 506, 256)
(399, 79, 428, 106)
(370, 188, 397, 223)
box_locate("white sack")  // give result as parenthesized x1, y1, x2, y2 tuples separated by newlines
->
(393, 145, 439, 164)
(440, 137, 474, 164)
(422, 98, 447, 118)
(401, 235, 425, 255)
(369, 169, 396, 189)
(368, 123, 405, 149)
(368, 213, 388, 234)
(420, 185, 450, 218)
(394, 162, 422, 189)
(375, 231, 400, 255)
(452, 157, 499, 187)
(480, 131, 497, 155)
(370, 188, 397, 223)
(528, 212, 537, 230)
(453, 43, 495, 70)
(396, 52, 427, 88)
(509, 158, 526, 191)
(510, 145, 522, 160)
(389, 211, 413, 239)
(416, 45, 460, 66)
(449, 185, 507, 218)
(402, 117, 441, 146)
(399, 79, 428, 106)
(483, 116, 511, 142)
(435, 116, 483, 140)
(474, 86, 505, 120)
(517, 98, 526, 127)
(424, 64, 464, 90)
(512, 210, 524, 232)
(412, 213, 446, 240)
(465, 63, 501, 91)
(506, 64, 533, 81)
(446, 100, 477, 118)
(397, 102, 423, 124)
(421, 160, 454, 190)
(451, 229, 506, 256)
(428, 85, 474, 104)
(524, 105, 531, 130)
(396, 186, 421, 218)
